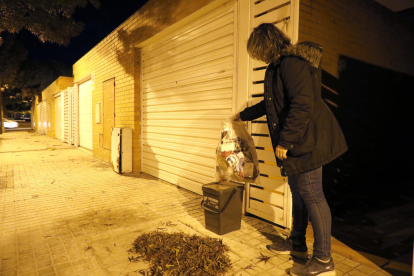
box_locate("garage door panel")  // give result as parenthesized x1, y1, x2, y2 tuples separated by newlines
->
(143, 124, 222, 134)
(144, 95, 233, 108)
(143, 162, 214, 186)
(144, 71, 233, 93)
(143, 156, 215, 180)
(143, 126, 219, 139)
(142, 166, 204, 194)
(143, 145, 215, 167)
(144, 101, 233, 113)
(143, 133, 215, 145)
(143, 57, 234, 86)
(143, 134, 217, 150)
(143, 139, 215, 158)
(143, 109, 232, 119)
(144, 5, 234, 56)
(144, 80, 232, 100)
(144, 119, 223, 130)
(142, 1, 236, 194)
(145, 89, 233, 106)
(145, 41, 234, 76)
(144, 44, 234, 80)
(144, 25, 234, 69)
(145, 11, 233, 57)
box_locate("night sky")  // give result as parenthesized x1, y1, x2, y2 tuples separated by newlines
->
(24, 0, 150, 67)
(20, 0, 414, 67)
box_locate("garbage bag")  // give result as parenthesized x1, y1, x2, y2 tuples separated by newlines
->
(215, 119, 259, 183)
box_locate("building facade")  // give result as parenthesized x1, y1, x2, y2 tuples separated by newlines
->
(32, 76, 73, 136)
(67, 0, 414, 227)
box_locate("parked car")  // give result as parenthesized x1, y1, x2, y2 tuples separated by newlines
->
(3, 118, 19, 129)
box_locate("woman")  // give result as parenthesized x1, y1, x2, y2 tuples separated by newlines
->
(235, 23, 347, 276)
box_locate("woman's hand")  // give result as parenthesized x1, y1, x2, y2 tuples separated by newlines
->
(275, 145, 288, 160)
(232, 113, 241, 121)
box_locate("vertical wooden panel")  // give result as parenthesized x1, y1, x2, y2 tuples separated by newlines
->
(63, 90, 69, 142)
(244, 0, 299, 228)
(39, 101, 47, 135)
(103, 78, 115, 150)
(72, 85, 78, 146)
(55, 95, 62, 140)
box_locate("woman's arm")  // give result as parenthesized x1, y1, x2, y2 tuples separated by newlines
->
(239, 100, 266, 121)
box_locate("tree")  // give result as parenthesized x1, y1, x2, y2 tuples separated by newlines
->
(0, 0, 100, 133)
(2, 87, 32, 118)
(1, 57, 72, 120)
(0, 33, 27, 132)
(14, 59, 72, 94)
(0, 34, 27, 86)
(0, 0, 100, 46)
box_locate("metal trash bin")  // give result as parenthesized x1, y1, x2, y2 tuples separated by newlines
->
(201, 182, 244, 235)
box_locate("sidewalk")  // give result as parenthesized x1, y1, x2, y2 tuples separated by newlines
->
(0, 131, 399, 276)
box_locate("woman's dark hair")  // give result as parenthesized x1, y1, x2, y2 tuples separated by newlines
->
(247, 23, 291, 63)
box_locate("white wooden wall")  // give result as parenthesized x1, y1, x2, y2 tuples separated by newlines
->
(243, 0, 299, 228)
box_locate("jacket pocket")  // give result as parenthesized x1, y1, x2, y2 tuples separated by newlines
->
(288, 124, 316, 157)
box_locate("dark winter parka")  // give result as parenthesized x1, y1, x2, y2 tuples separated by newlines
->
(240, 42, 347, 176)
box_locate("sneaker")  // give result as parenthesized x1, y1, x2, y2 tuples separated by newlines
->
(290, 256, 336, 276)
(266, 237, 308, 260)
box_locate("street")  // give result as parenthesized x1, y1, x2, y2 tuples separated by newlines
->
(0, 131, 403, 276)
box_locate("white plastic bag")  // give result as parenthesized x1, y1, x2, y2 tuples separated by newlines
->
(215, 119, 259, 183)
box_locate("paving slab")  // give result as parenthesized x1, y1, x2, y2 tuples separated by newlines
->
(0, 131, 403, 276)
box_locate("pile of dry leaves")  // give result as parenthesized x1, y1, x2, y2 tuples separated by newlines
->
(128, 231, 232, 276)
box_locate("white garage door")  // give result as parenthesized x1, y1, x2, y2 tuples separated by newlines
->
(141, 1, 237, 195)
(78, 80, 93, 150)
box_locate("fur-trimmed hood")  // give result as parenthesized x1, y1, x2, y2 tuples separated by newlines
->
(280, 42, 323, 68)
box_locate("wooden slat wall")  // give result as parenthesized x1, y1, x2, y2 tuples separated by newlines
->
(39, 101, 47, 135)
(246, 0, 296, 227)
(64, 87, 74, 145)
(63, 88, 71, 144)
(72, 87, 78, 146)
(141, 1, 237, 195)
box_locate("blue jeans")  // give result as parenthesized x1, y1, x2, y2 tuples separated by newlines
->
(288, 167, 332, 260)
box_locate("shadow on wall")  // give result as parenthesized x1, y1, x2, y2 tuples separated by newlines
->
(321, 56, 414, 264)
(115, 0, 211, 76)
(116, 26, 154, 77)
